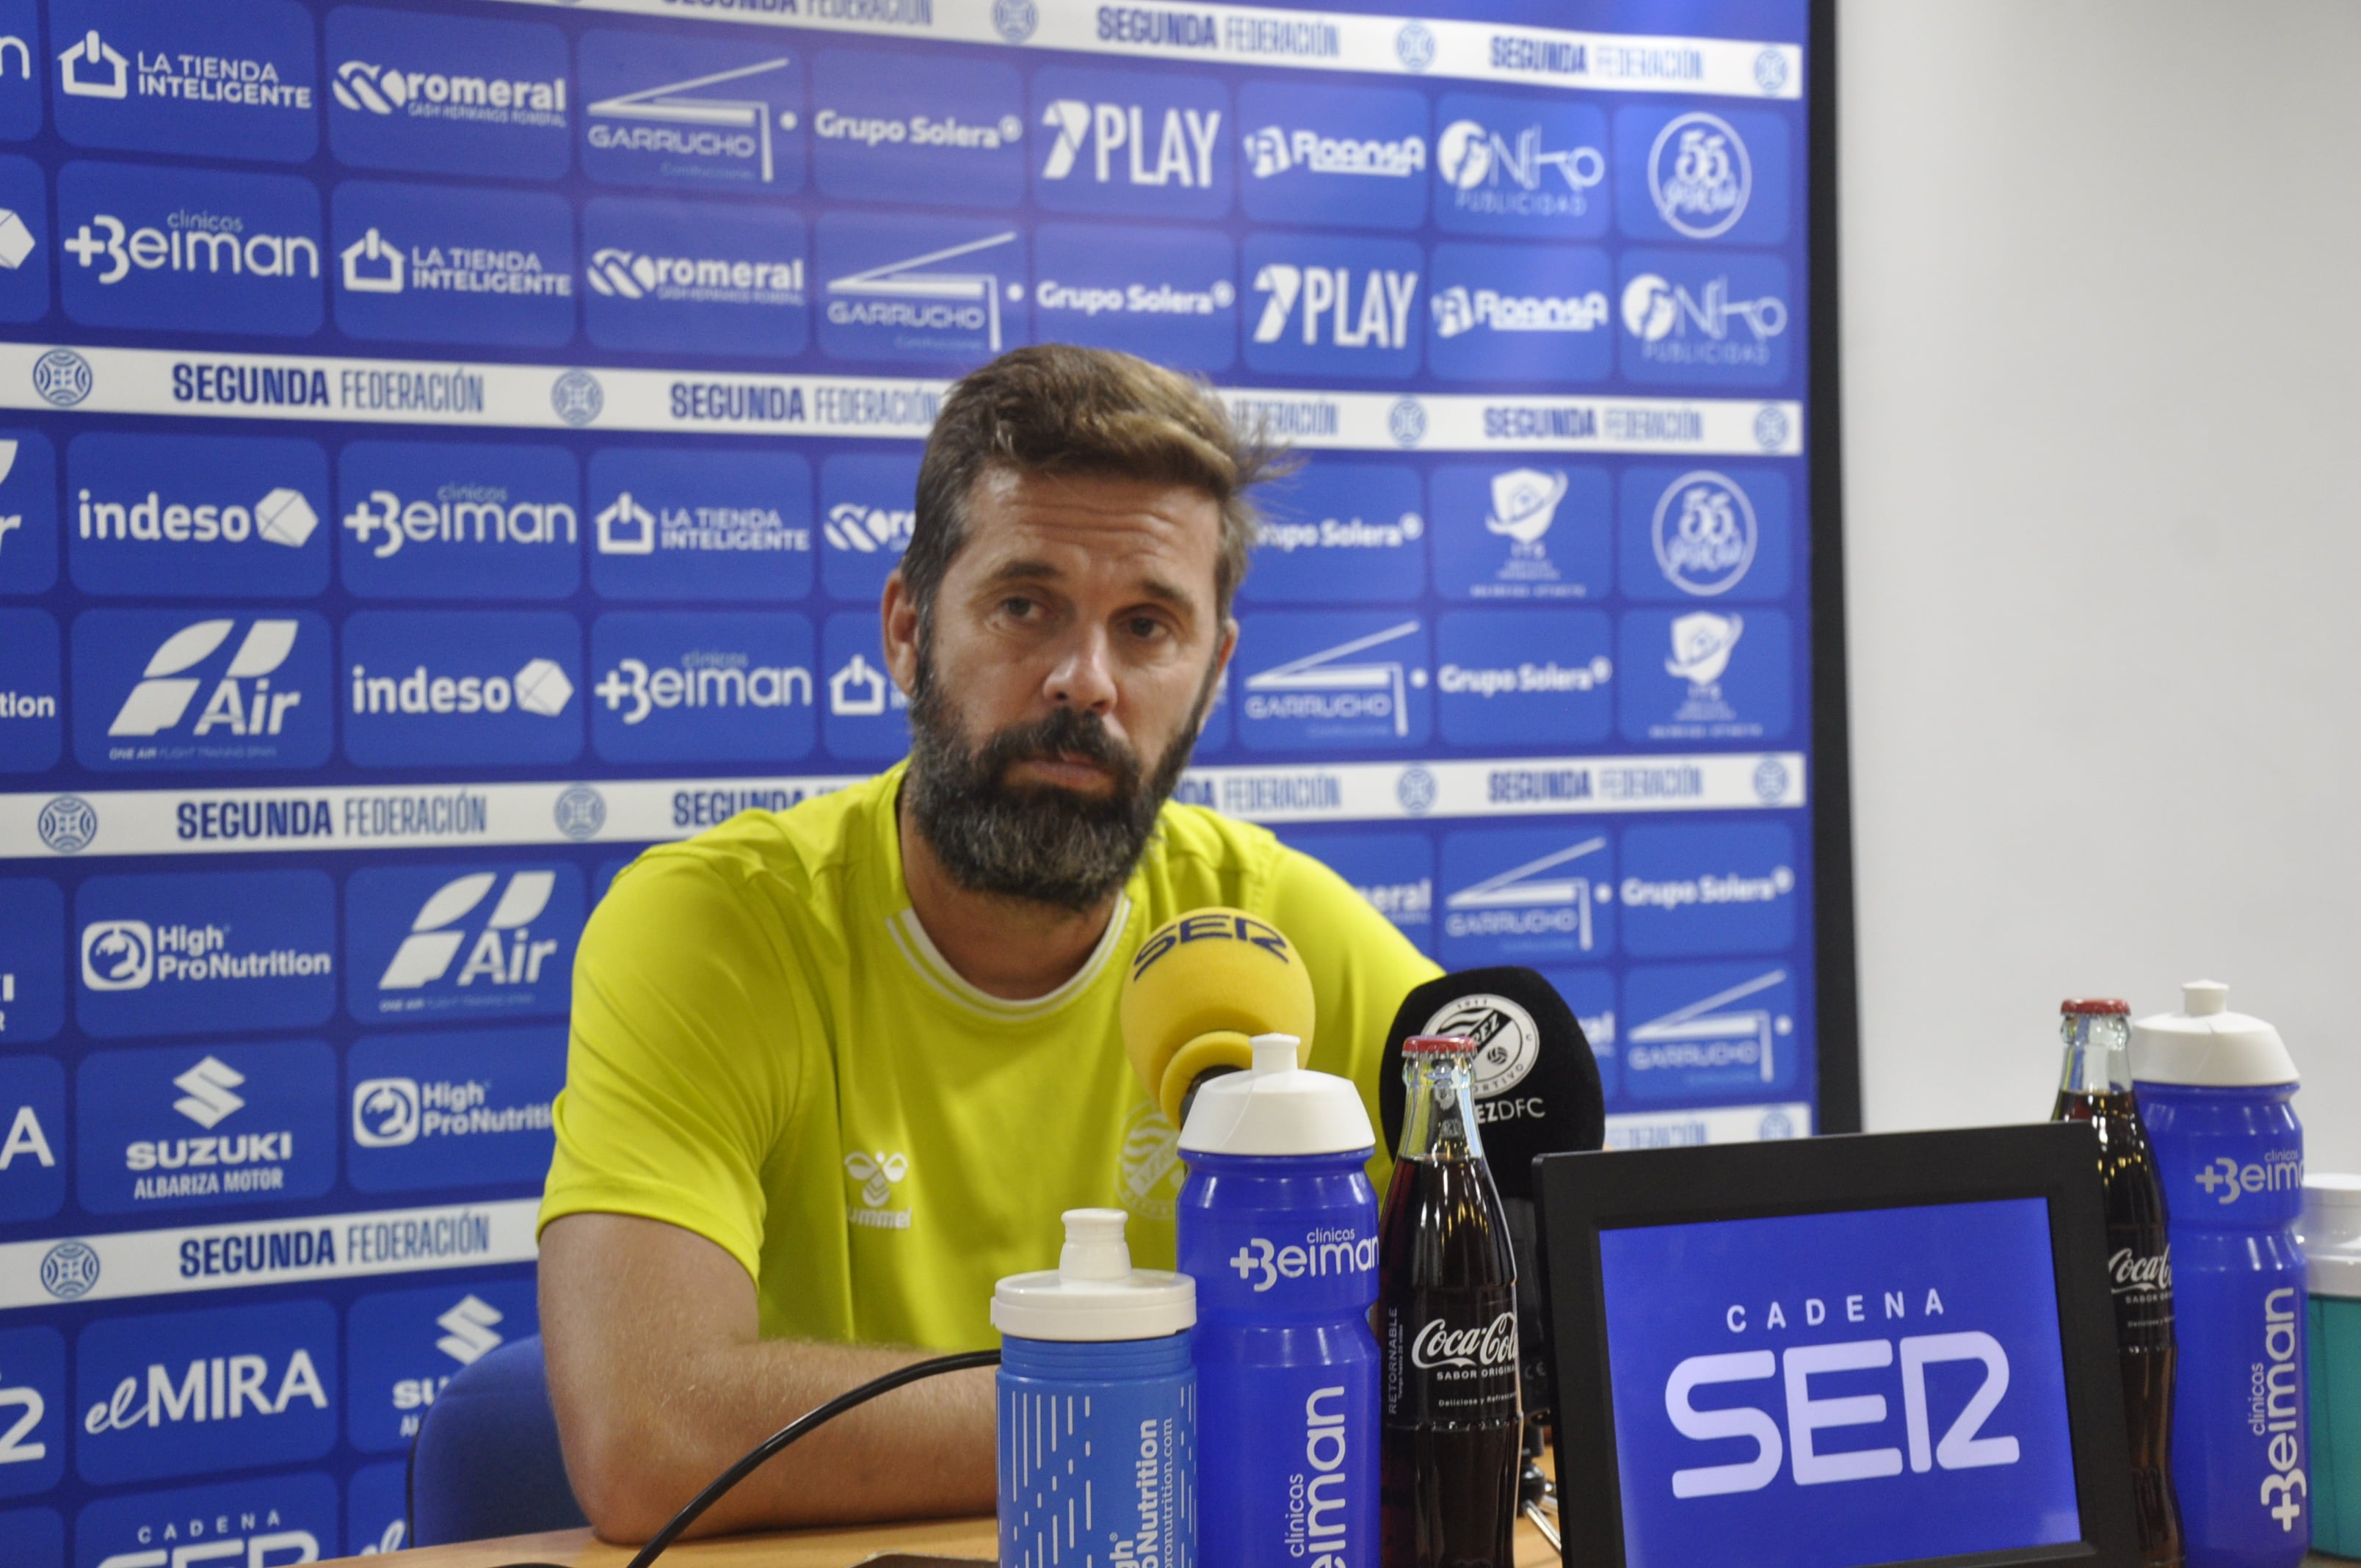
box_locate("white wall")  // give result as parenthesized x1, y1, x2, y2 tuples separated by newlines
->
(1839, 1, 2361, 1169)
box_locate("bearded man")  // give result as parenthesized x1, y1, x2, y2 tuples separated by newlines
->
(536, 345, 1437, 1539)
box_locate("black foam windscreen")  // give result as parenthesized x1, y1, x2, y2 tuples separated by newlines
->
(1379, 966, 1606, 1201)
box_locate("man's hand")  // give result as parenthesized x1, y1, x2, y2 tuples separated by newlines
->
(538, 1213, 997, 1542)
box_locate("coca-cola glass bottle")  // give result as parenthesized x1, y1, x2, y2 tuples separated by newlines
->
(2051, 998, 2185, 1568)
(1379, 1035, 1520, 1568)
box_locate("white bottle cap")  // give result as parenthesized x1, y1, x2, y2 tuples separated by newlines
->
(990, 1208, 1194, 1343)
(2301, 1175, 2361, 1299)
(2129, 981, 2298, 1088)
(1176, 1033, 1377, 1157)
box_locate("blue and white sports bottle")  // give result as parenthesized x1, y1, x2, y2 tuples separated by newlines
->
(1175, 1033, 1380, 1568)
(2134, 981, 2309, 1568)
(994, 1208, 1197, 1568)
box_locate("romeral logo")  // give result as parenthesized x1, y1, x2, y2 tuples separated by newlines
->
(825, 497, 911, 556)
(342, 611, 582, 769)
(588, 247, 803, 305)
(77, 1301, 337, 1485)
(325, 8, 570, 180)
(1040, 98, 1219, 187)
(57, 162, 322, 338)
(332, 59, 565, 125)
(73, 611, 331, 772)
(592, 612, 816, 764)
(1649, 111, 1751, 239)
(1653, 472, 1758, 597)
(1244, 123, 1423, 180)
(349, 862, 582, 1024)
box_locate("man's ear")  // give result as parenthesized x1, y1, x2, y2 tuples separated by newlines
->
(881, 570, 921, 695)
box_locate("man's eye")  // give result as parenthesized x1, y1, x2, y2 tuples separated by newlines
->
(1125, 616, 1169, 642)
(1002, 597, 1037, 620)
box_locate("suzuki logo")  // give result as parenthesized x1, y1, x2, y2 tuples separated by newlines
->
(172, 1056, 247, 1129)
(435, 1295, 505, 1365)
(352, 1078, 421, 1147)
(341, 227, 405, 293)
(57, 29, 126, 100)
(378, 871, 558, 991)
(109, 619, 302, 739)
(81, 920, 153, 991)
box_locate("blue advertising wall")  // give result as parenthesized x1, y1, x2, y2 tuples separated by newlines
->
(0, 0, 1828, 1556)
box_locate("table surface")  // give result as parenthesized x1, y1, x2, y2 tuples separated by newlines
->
(316, 1512, 1568, 1567)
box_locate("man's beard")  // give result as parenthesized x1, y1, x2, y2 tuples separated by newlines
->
(905, 639, 1218, 912)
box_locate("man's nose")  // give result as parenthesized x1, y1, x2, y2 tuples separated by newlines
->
(1044, 626, 1118, 714)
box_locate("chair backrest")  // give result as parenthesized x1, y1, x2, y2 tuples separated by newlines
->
(408, 1334, 590, 1546)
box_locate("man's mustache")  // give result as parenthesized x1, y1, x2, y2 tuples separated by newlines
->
(979, 708, 1142, 792)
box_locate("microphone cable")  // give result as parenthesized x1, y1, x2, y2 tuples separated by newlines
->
(473, 1348, 1001, 1568)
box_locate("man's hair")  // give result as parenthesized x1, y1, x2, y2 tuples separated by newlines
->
(904, 344, 1287, 623)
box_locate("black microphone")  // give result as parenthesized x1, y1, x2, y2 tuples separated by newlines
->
(1380, 966, 1604, 1428)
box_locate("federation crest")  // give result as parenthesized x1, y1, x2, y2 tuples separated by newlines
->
(41, 1238, 100, 1299)
(1394, 23, 1437, 72)
(1396, 764, 1437, 816)
(37, 794, 98, 854)
(1388, 397, 1427, 449)
(551, 369, 605, 428)
(1754, 404, 1793, 451)
(32, 348, 91, 407)
(993, 0, 1039, 43)
(553, 784, 606, 841)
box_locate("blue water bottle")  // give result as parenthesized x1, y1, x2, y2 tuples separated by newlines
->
(1176, 1033, 1380, 1568)
(2134, 981, 2309, 1568)
(995, 1208, 1197, 1568)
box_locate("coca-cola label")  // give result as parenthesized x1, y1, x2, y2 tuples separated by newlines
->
(2106, 1235, 2174, 1336)
(1385, 1289, 1519, 1425)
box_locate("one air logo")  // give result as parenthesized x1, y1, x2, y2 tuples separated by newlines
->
(1040, 99, 1220, 186)
(1250, 264, 1417, 349)
(57, 31, 126, 100)
(108, 619, 303, 739)
(377, 872, 559, 992)
(172, 1056, 245, 1128)
(435, 1296, 504, 1365)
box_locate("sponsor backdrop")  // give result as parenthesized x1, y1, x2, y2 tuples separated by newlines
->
(0, 0, 1835, 1554)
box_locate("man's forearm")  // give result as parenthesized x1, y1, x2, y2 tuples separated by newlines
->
(539, 1213, 996, 1542)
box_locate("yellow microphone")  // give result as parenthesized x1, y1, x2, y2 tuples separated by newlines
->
(1120, 908, 1316, 1127)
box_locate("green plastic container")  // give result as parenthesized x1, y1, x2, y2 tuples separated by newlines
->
(2307, 1175, 2361, 1557)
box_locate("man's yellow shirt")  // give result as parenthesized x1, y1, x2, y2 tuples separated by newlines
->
(539, 762, 1439, 1352)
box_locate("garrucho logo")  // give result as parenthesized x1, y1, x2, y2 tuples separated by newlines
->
(347, 863, 584, 1024)
(71, 610, 332, 772)
(52, 5, 318, 164)
(817, 213, 1027, 364)
(1238, 614, 1430, 749)
(76, 1038, 335, 1213)
(339, 440, 580, 601)
(343, 609, 582, 768)
(76, 1300, 338, 1486)
(58, 161, 322, 338)
(580, 32, 805, 192)
(347, 1028, 563, 1194)
(327, 7, 570, 179)
(1440, 830, 1614, 968)
(69, 430, 327, 600)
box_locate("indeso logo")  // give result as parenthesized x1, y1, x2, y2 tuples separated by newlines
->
(342, 611, 582, 768)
